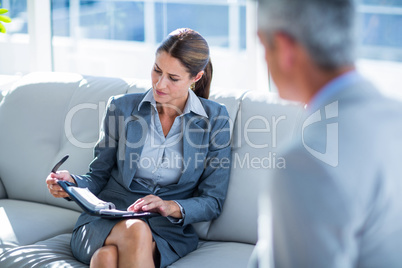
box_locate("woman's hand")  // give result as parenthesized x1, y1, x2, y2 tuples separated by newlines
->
(128, 195, 182, 218)
(46, 170, 76, 198)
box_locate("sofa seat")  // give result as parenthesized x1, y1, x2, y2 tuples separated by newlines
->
(0, 234, 254, 268)
(169, 241, 254, 268)
(0, 233, 86, 268)
(0, 199, 80, 255)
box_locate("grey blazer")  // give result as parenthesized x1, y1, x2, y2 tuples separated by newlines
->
(270, 76, 402, 267)
(72, 91, 232, 258)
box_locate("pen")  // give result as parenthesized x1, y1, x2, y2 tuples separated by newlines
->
(51, 154, 71, 201)
(51, 155, 69, 173)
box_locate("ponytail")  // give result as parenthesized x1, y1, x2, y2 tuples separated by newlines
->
(193, 58, 212, 99)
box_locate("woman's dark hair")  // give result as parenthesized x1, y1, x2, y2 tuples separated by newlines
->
(156, 28, 212, 99)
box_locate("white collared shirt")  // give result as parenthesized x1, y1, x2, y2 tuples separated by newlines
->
(134, 88, 208, 193)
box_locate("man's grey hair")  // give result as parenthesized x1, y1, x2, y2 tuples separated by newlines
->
(258, 0, 357, 69)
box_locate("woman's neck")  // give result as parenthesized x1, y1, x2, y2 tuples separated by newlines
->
(156, 103, 184, 118)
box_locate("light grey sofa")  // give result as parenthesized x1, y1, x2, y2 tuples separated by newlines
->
(0, 72, 302, 267)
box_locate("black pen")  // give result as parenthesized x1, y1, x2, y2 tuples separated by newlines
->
(51, 154, 71, 201)
(51, 155, 69, 173)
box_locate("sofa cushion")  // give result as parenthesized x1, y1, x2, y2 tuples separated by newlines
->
(209, 87, 247, 136)
(0, 233, 87, 268)
(191, 87, 245, 239)
(0, 199, 80, 254)
(169, 240, 254, 268)
(0, 234, 254, 268)
(0, 73, 148, 212)
(0, 178, 6, 199)
(204, 91, 303, 244)
(0, 72, 83, 205)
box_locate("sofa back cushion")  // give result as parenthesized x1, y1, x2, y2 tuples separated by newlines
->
(0, 73, 146, 210)
(0, 72, 84, 207)
(203, 91, 303, 244)
(190, 88, 246, 238)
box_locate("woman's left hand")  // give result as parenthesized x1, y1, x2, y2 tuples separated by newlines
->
(127, 195, 182, 218)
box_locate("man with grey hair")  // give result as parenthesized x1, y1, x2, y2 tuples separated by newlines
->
(256, 0, 402, 267)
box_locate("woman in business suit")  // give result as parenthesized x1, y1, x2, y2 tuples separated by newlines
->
(46, 28, 231, 268)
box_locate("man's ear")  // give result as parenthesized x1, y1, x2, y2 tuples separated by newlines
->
(257, 30, 270, 48)
(194, 70, 204, 83)
(273, 32, 298, 72)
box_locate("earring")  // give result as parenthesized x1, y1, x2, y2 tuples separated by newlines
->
(190, 83, 195, 91)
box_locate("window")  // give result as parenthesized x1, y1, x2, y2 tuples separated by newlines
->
(53, 1, 145, 41)
(357, 0, 402, 61)
(155, 2, 230, 47)
(50, 0, 257, 91)
(51, 0, 247, 49)
(355, 0, 402, 100)
(0, 0, 29, 76)
(0, 0, 401, 97)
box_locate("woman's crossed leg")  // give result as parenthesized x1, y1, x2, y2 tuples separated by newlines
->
(90, 219, 156, 268)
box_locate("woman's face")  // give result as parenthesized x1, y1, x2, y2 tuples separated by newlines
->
(151, 51, 202, 111)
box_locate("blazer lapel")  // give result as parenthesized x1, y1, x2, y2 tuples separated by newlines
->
(178, 113, 209, 184)
(122, 102, 152, 187)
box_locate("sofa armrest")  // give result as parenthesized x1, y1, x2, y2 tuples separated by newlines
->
(0, 177, 8, 199)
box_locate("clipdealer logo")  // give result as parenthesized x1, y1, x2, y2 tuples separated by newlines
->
(302, 101, 339, 167)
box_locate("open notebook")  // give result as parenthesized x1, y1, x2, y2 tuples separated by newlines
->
(57, 181, 159, 219)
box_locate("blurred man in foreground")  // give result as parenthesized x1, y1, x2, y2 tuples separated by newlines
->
(257, 0, 402, 267)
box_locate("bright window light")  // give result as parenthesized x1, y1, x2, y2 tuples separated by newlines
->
(0, 0, 401, 97)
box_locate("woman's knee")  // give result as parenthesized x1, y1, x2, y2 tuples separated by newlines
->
(106, 219, 152, 246)
(90, 245, 118, 268)
(126, 219, 152, 239)
(124, 219, 153, 244)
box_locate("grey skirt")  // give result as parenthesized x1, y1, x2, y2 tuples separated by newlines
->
(70, 217, 180, 268)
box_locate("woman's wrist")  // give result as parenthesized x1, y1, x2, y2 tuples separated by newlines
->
(69, 175, 77, 185)
(167, 200, 182, 219)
